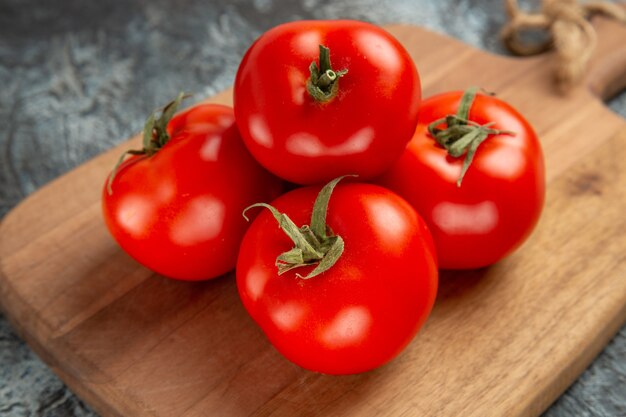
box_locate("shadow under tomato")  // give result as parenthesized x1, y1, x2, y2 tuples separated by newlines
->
(430, 257, 521, 324)
(437, 267, 493, 300)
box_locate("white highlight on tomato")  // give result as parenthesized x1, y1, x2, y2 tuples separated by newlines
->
(215, 114, 235, 129)
(354, 29, 402, 96)
(288, 67, 307, 106)
(285, 132, 321, 156)
(480, 145, 525, 180)
(285, 126, 374, 157)
(117, 195, 157, 239)
(322, 306, 372, 348)
(290, 30, 323, 56)
(432, 201, 498, 235)
(170, 196, 225, 246)
(155, 176, 176, 203)
(249, 114, 274, 148)
(245, 265, 270, 303)
(270, 301, 308, 332)
(366, 196, 411, 248)
(199, 134, 222, 161)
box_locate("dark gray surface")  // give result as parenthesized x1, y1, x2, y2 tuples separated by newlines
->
(0, 0, 624, 416)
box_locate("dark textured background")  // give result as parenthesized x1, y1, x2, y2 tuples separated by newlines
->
(0, 0, 625, 416)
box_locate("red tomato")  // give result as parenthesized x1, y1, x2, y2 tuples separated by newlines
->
(102, 102, 282, 281)
(237, 181, 438, 374)
(234, 20, 421, 185)
(378, 90, 545, 269)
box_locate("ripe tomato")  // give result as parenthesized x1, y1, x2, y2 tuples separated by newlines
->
(102, 99, 282, 281)
(237, 179, 438, 374)
(234, 20, 421, 185)
(378, 89, 545, 269)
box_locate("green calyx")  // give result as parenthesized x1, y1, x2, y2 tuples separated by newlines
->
(243, 175, 355, 279)
(306, 45, 348, 103)
(428, 87, 516, 187)
(106, 92, 189, 195)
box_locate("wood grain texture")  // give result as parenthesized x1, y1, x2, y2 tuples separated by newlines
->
(1, 16, 626, 417)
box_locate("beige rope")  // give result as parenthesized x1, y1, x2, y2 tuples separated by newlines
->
(501, 0, 626, 92)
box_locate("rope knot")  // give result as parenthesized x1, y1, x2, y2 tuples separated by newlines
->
(501, 0, 626, 93)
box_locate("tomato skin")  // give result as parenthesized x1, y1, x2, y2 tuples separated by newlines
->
(102, 104, 282, 281)
(234, 20, 421, 185)
(236, 183, 438, 374)
(378, 92, 545, 269)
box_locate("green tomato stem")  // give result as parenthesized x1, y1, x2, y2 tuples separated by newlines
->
(106, 92, 189, 195)
(427, 87, 516, 187)
(243, 175, 356, 279)
(306, 45, 348, 103)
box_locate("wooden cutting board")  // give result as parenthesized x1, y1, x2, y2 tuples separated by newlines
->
(1, 16, 626, 417)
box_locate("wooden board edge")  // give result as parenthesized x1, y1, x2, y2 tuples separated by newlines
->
(531, 300, 626, 417)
